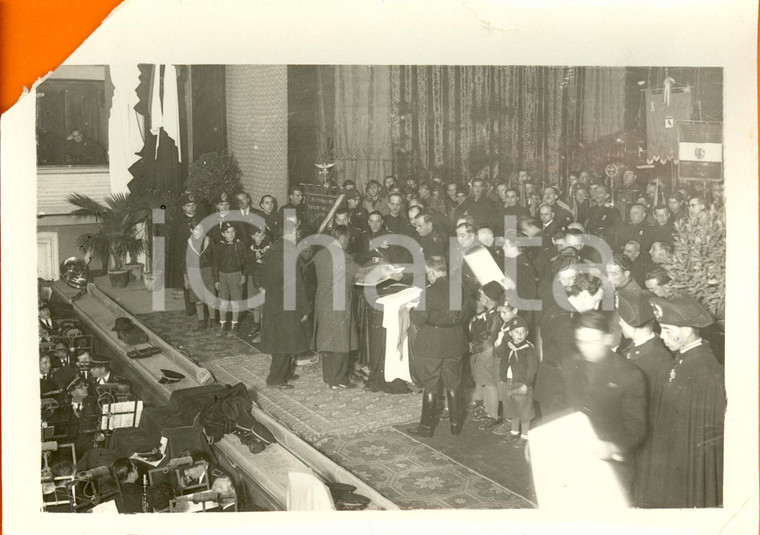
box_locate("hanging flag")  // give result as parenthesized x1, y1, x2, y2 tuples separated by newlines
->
(645, 88, 692, 163)
(149, 65, 182, 163)
(128, 64, 183, 195)
(150, 65, 163, 157)
(678, 122, 723, 182)
(162, 65, 182, 162)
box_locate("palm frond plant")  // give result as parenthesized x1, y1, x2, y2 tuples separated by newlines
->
(67, 193, 150, 281)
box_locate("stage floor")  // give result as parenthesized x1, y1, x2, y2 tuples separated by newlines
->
(95, 277, 537, 509)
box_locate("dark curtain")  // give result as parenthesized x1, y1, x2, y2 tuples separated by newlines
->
(390, 66, 583, 185)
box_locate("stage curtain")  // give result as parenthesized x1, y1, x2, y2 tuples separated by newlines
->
(389, 66, 582, 185)
(333, 65, 393, 190)
(580, 67, 626, 143)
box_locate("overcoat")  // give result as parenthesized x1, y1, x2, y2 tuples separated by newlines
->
(256, 240, 312, 355)
(312, 244, 359, 353)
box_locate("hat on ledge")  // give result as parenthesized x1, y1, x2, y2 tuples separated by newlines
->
(112, 317, 136, 332)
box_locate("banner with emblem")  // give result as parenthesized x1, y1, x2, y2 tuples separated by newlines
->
(677, 121, 723, 182)
(645, 88, 692, 163)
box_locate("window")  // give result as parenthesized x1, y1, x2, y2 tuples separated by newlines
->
(36, 77, 110, 166)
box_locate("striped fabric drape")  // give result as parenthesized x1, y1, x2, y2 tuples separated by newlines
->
(390, 66, 583, 185)
(333, 65, 393, 189)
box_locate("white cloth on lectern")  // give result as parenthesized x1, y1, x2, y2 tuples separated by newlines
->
(286, 471, 335, 511)
(377, 287, 422, 382)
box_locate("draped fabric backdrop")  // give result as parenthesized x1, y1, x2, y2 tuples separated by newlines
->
(329, 66, 626, 189)
(579, 67, 626, 144)
(333, 66, 393, 189)
(389, 66, 581, 185)
(567, 67, 627, 173)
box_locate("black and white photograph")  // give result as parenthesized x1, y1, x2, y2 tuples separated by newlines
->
(2, 1, 757, 534)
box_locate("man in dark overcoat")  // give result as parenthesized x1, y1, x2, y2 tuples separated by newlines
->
(256, 232, 312, 390)
(313, 225, 360, 389)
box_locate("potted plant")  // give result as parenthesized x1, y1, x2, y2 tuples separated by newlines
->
(186, 151, 242, 205)
(67, 193, 149, 288)
(120, 192, 165, 292)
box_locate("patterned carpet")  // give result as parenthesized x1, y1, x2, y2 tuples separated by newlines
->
(136, 310, 422, 442)
(136, 310, 537, 509)
(204, 353, 421, 442)
(315, 427, 535, 509)
(136, 310, 259, 364)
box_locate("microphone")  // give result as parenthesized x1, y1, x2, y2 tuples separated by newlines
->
(165, 456, 194, 470)
(176, 490, 218, 503)
(79, 465, 111, 479)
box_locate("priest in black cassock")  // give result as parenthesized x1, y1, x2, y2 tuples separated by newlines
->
(634, 295, 725, 508)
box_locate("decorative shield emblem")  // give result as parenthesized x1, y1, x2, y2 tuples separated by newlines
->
(694, 147, 706, 160)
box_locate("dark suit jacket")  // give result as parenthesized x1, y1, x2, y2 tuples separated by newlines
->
(411, 277, 468, 359)
(563, 351, 647, 455)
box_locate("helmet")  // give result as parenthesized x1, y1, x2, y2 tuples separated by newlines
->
(60, 257, 90, 289)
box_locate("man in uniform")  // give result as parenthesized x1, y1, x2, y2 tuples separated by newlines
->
(606, 253, 641, 293)
(586, 183, 623, 255)
(345, 189, 369, 232)
(443, 181, 461, 218)
(621, 240, 650, 288)
(169, 192, 203, 310)
(636, 294, 725, 508)
(65, 376, 101, 456)
(414, 212, 447, 260)
(650, 205, 676, 245)
(407, 256, 469, 438)
(258, 194, 282, 240)
(89, 355, 130, 391)
(616, 290, 672, 412)
(334, 208, 366, 261)
(279, 186, 308, 224)
(456, 177, 496, 229)
(666, 192, 688, 224)
(541, 185, 573, 229)
(362, 180, 389, 216)
(538, 203, 563, 245)
(490, 186, 530, 236)
(383, 193, 414, 264)
(619, 203, 654, 254)
(417, 181, 445, 214)
(208, 192, 238, 242)
(618, 169, 644, 209)
(363, 211, 393, 264)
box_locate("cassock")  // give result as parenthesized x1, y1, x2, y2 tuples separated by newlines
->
(633, 341, 725, 508)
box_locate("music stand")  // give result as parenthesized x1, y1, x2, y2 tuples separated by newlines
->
(174, 461, 211, 496)
(99, 399, 143, 448)
(41, 443, 77, 511)
(96, 383, 134, 406)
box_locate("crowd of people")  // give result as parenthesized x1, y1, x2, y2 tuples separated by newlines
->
(43, 168, 725, 510)
(161, 169, 725, 508)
